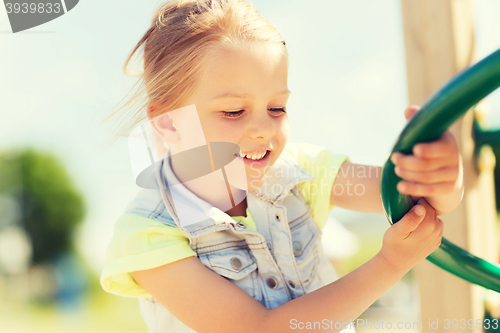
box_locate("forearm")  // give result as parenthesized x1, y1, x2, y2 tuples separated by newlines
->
(331, 163, 384, 214)
(260, 253, 407, 332)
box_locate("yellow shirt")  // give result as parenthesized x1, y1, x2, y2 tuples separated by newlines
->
(101, 143, 349, 298)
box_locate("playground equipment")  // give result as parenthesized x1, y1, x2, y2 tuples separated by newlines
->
(381, 48, 500, 292)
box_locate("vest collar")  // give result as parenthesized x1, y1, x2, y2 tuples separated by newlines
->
(249, 148, 315, 204)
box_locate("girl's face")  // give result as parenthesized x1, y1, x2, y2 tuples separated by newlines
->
(172, 42, 290, 191)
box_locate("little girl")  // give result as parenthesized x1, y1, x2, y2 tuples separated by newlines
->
(101, 0, 464, 332)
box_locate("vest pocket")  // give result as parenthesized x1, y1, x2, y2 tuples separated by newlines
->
(198, 247, 258, 297)
(200, 247, 257, 279)
(290, 216, 320, 288)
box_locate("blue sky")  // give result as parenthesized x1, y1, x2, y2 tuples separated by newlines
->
(1, 0, 499, 273)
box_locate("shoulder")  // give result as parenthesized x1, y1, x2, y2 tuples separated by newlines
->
(283, 141, 330, 157)
(283, 142, 349, 229)
(109, 213, 187, 256)
(282, 141, 349, 174)
(101, 213, 196, 298)
(124, 186, 177, 227)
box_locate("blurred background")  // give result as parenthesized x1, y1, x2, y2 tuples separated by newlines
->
(0, 0, 500, 332)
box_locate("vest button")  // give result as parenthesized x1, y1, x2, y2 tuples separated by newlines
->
(275, 213, 281, 222)
(288, 280, 295, 288)
(292, 241, 302, 255)
(266, 276, 278, 289)
(230, 257, 242, 270)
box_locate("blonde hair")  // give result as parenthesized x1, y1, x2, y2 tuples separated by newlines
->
(104, 0, 287, 144)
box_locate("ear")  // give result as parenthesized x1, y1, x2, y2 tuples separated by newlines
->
(148, 102, 180, 144)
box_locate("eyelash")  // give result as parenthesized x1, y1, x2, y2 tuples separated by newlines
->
(221, 108, 286, 118)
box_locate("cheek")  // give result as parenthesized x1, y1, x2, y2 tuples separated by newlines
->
(200, 118, 244, 142)
(276, 118, 290, 158)
(273, 115, 290, 148)
(279, 117, 290, 141)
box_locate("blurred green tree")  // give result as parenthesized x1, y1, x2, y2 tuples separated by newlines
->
(0, 149, 85, 264)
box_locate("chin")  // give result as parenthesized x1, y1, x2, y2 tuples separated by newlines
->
(247, 178, 265, 191)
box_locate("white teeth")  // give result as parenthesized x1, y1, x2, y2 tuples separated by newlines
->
(250, 151, 266, 160)
(239, 151, 267, 160)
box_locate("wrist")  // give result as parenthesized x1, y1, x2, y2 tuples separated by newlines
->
(374, 251, 412, 277)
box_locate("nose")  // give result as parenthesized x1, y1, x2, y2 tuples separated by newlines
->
(248, 108, 276, 140)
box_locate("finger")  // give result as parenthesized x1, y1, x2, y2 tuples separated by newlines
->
(436, 219, 444, 238)
(413, 198, 439, 230)
(416, 198, 437, 217)
(393, 204, 426, 238)
(430, 218, 444, 248)
(416, 197, 430, 207)
(404, 105, 420, 120)
(394, 166, 459, 184)
(397, 181, 456, 197)
(435, 235, 443, 249)
(412, 132, 458, 159)
(391, 153, 451, 171)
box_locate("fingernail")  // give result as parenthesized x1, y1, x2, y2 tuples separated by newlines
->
(414, 205, 425, 216)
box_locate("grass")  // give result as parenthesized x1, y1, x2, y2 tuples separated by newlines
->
(0, 279, 147, 333)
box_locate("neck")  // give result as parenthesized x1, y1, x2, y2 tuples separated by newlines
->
(169, 151, 248, 217)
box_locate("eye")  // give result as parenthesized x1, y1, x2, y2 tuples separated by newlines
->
(221, 110, 244, 118)
(269, 107, 286, 114)
(220, 108, 286, 118)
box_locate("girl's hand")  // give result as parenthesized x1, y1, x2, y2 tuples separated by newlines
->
(390, 105, 463, 215)
(378, 198, 443, 273)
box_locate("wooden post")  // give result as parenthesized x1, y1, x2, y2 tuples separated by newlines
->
(401, 1, 498, 332)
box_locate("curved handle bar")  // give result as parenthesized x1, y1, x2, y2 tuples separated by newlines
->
(380, 48, 500, 292)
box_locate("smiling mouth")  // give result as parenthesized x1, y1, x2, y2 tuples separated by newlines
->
(235, 150, 270, 160)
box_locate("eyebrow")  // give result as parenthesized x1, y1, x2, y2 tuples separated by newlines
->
(212, 90, 291, 100)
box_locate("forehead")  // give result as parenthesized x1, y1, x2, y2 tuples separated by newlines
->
(196, 42, 289, 100)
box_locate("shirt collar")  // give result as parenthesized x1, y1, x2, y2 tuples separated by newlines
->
(159, 148, 232, 228)
(157, 146, 315, 228)
(249, 148, 315, 203)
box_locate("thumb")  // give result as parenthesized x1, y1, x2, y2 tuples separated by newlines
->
(393, 204, 426, 238)
(404, 105, 420, 120)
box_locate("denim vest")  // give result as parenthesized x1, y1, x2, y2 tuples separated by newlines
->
(125, 144, 355, 333)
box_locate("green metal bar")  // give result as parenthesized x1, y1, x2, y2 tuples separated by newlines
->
(380, 48, 500, 292)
